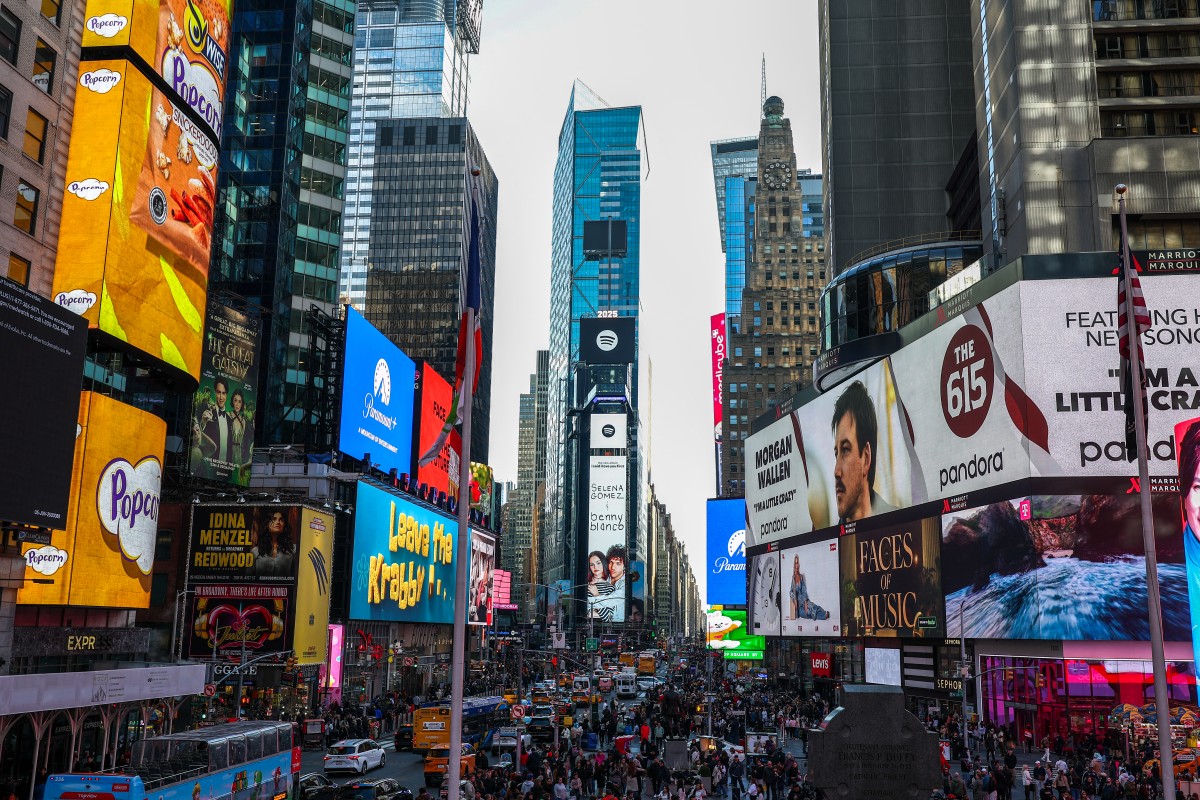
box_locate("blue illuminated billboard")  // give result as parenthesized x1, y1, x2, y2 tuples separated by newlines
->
(350, 481, 458, 624)
(707, 498, 747, 607)
(339, 308, 416, 476)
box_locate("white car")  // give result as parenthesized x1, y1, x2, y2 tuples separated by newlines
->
(323, 739, 386, 774)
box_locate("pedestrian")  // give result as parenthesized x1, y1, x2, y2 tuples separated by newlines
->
(1023, 765, 1034, 800)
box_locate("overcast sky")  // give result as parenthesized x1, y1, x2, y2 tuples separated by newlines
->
(468, 0, 822, 601)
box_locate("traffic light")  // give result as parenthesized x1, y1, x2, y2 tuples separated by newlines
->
(1005, 668, 1014, 681)
(551, 656, 558, 669)
(1036, 673, 1045, 688)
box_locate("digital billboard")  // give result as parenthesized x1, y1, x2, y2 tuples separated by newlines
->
(586, 455, 627, 623)
(188, 302, 259, 485)
(707, 608, 765, 660)
(52, 61, 213, 379)
(0, 279, 87, 528)
(779, 537, 841, 637)
(629, 559, 645, 624)
(339, 308, 416, 476)
(186, 584, 289, 658)
(744, 357, 916, 547)
(325, 623, 344, 700)
(865, 647, 902, 686)
(415, 362, 460, 500)
(187, 505, 301, 584)
(468, 528, 495, 626)
(942, 493, 1187, 641)
(711, 313, 725, 438)
(291, 508, 334, 664)
(492, 569, 517, 611)
(590, 413, 628, 450)
(350, 481, 457, 624)
(579, 316, 636, 364)
(840, 517, 944, 638)
(469, 463, 494, 515)
(17, 392, 165, 609)
(706, 498, 746, 607)
(747, 551, 781, 637)
(1178, 417, 1200, 689)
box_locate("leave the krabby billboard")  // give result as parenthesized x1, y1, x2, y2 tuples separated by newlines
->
(17, 392, 165, 609)
(53, 62, 209, 379)
(350, 481, 457, 624)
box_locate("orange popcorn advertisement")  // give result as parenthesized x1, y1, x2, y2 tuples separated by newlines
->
(51, 61, 212, 379)
(17, 392, 165, 609)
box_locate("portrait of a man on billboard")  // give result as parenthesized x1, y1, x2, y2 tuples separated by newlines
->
(832, 380, 894, 523)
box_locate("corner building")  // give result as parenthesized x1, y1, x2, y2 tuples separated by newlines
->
(720, 97, 827, 498)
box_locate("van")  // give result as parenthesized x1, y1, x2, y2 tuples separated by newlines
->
(572, 676, 591, 694)
(616, 673, 638, 698)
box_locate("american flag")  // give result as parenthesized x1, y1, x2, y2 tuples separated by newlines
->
(1117, 246, 1151, 461)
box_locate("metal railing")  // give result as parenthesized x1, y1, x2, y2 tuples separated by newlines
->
(1100, 81, 1200, 97)
(1096, 43, 1200, 59)
(845, 230, 981, 271)
(1093, 0, 1200, 21)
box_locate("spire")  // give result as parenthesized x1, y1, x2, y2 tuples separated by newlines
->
(761, 54, 767, 119)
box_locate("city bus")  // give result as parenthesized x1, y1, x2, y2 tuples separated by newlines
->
(412, 695, 509, 754)
(43, 721, 297, 800)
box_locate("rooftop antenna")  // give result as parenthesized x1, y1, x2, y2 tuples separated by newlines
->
(761, 53, 767, 116)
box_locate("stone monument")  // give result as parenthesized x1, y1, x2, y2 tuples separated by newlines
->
(808, 684, 942, 799)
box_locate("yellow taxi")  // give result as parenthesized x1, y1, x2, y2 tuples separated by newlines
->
(502, 689, 519, 706)
(423, 742, 475, 787)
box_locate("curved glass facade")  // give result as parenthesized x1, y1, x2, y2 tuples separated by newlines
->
(819, 240, 983, 352)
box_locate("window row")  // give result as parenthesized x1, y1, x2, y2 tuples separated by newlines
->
(0, 9, 57, 93)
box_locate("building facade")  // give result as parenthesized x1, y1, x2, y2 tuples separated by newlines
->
(209, 0, 356, 447)
(818, 0, 977, 274)
(503, 349, 549, 619)
(337, 0, 477, 308)
(543, 82, 647, 590)
(362, 116, 497, 462)
(720, 97, 827, 497)
(0, 0, 84, 296)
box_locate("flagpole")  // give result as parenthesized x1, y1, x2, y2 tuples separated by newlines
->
(447, 172, 481, 800)
(1118, 184, 1176, 800)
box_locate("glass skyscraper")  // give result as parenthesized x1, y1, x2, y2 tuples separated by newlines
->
(709, 138, 758, 252)
(337, 0, 475, 308)
(210, 0, 356, 447)
(543, 82, 647, 586)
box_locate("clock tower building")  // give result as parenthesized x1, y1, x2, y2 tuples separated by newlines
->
(722, 96, 828, 497)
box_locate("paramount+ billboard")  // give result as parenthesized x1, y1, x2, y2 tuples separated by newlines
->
(745, 272, 1200, 549)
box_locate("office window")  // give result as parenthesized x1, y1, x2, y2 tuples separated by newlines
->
(0, 85, 10, 137)
(23, 109, 47, 162)
(13, 180, 38, 233)
(154, 529, 174, 562)
(150, 573, 169, 607)
(0, 7, 18, 65)
(33, 40, 55, 93)
(426, 125, 438, 144)
(402, 126, 415, 145)
(6, 253, 30, 286)
(41, 0, 61, 24)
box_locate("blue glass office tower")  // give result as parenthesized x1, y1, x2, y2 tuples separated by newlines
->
(209, 0, 356, 447)
(337, 0, 478, 308)
(543, 82, 647, 589)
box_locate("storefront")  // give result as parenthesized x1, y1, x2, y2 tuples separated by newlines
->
(977, 641, 1197, 759)
(903, 638, 970, 722)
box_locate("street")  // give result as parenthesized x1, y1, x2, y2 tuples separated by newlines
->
(299, 742, 427, 790)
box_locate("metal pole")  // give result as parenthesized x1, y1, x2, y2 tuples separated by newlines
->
(1119, 186, 1176, 800)
(236, 612, 246, 718)
(447, 279, 478, 800)
(960, 599, 969, 758)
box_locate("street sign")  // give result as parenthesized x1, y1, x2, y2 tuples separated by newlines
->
(203, 684, 216, 697)
(585, 638, 599, 652)
(403, 657, 414, 667)
(552, 632, 567, 650)
(511, 705, 526, 720)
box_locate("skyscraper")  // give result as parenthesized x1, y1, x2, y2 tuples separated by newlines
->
(543, 81, 647, 588)
(362, 117, 497, 462)
(710, 138, 758, 337)
(721, 97, 827, 497)
(504, 349, 548, 618)
(209, 0, 356, 447)
(337, 0, 479, 308)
